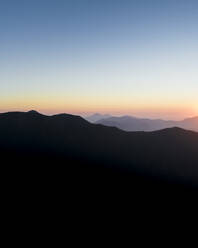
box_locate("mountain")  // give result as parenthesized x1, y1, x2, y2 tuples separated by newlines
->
(96, 115, 198, 132)
(179, 116, 198, 131)
(84, 113, 112, 123)
(1, 110, 198, 193)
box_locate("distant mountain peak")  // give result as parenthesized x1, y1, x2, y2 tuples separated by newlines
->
(183, 116, 198, 121)
(84, 113, 112, 123)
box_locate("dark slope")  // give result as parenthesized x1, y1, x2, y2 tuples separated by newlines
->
(0, 111, 198, 192)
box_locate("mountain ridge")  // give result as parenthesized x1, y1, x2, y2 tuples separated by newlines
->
(1, 110, 198, 190)
(93, 114, 198, 132)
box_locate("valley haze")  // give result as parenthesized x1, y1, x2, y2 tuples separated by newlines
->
(85, 113, 198, 132)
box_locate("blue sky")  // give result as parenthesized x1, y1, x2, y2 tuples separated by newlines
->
(1, 0, 198, 119)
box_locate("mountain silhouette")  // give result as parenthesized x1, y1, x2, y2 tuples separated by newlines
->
(84, 113, 112, 123)
(95, 115, 198, 132)
(1, 111, 198, 193)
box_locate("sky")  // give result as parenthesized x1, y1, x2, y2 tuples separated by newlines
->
(0, 0, 198, 120)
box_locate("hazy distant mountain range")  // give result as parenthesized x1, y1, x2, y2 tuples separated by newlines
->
(1, 110, 198, 191)
(85, 114, 198, 132)
(84, 113, 112, 123)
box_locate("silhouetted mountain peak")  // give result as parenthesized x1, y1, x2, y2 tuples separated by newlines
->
(153, 127, 198, 139)
(155, 127, 186, 133)
(27, 110, 40, 115)
(52, 113, 91, 126)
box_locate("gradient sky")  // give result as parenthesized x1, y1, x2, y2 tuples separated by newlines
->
(1, 0, 198, 119)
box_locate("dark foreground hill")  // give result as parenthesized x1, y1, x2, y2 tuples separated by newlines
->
(1, 110, 198, 194)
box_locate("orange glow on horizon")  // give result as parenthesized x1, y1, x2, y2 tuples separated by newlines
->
(1, 91, 197, 120)
(0, 96, 197, 121)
